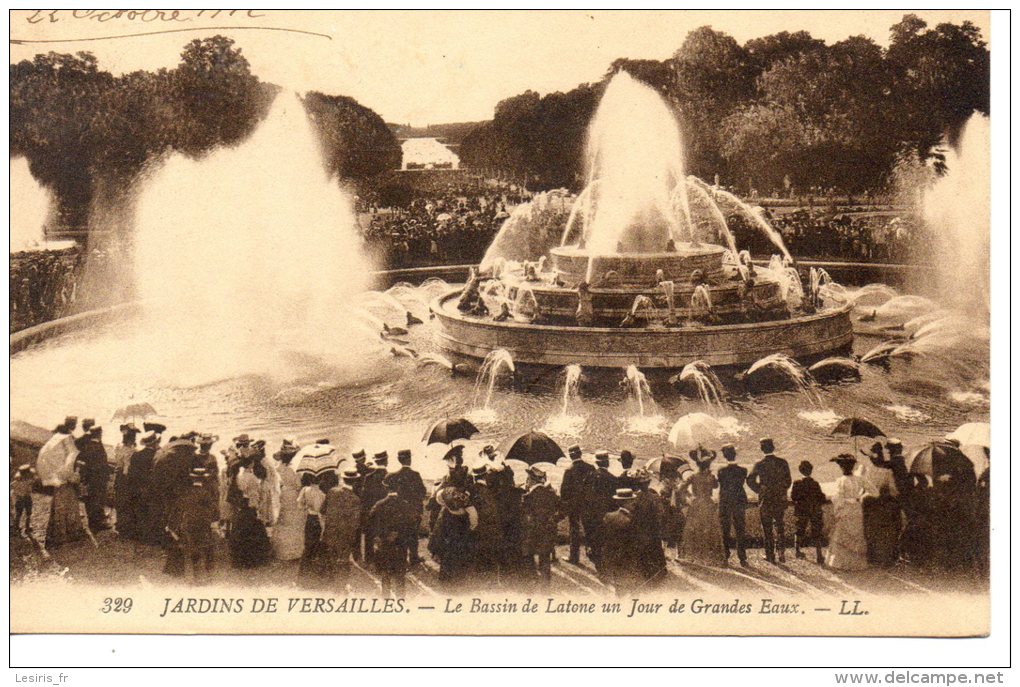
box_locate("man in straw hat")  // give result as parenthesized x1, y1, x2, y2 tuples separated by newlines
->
(560, 444, 594, 565)
(601, 488, 642, 596)
(521, 466, 561, 588)
(747, 437, 792, 564)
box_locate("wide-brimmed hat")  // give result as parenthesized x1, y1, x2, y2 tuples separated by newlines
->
(233, 433, 251, 445)
(16, 464, 34, 476)
(198, 433, 218, 446)
(443, 445, 465, 464)
(831, 454, 857, 471)
(277, 437, 299, 454)
(613, 488, 637, 501)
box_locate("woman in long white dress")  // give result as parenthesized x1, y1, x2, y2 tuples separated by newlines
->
(271, 440, 304, 561)
(826, 454, 869, 571)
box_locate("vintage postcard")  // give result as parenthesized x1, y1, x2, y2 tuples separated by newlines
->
(9, 10, 993, 639)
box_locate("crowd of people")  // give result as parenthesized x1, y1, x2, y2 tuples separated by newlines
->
(9, 243, 127, 333)
(358, 184, 531, 269)
(12, 416, 988, 597)
(732, 210, 927, 263)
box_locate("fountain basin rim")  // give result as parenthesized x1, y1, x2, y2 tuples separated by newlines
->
(431, 289, 855, 368)
(431, 289, 851, 334)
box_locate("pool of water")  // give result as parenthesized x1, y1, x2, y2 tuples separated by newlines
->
(9, 280, 989, 485)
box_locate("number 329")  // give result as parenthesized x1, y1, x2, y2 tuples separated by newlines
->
(101, 597, 133, 613)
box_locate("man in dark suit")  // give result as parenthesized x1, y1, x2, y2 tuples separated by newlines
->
(77, 425, 112, 531)
(581, 450, 618, 572)
(521, 466, 561, 588)
(559, 444, 594, 564)
(746, 437, 792, 563)
(717, 443, 749, 567)
(369, 484, 419, 598)
(386, 449, 428, 565)
(359, 451, 390, 565)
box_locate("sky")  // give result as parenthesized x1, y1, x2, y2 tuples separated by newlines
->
(10, 10, 990, 126)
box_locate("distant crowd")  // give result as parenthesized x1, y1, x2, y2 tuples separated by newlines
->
(731, 211, 927, 264)
(358, 182, 531, 269)
(12, 417, 988, 596)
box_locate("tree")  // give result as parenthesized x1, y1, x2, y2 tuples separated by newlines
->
(669, 27, 753, 179)
(303, 91, 402, 181)
(171, 36, 267, 155)
(744, 30, 826, 78)
(887, 14, 990, 158)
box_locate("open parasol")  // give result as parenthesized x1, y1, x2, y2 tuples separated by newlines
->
(909, 441, 979, 481)
(667, 413, 725, 452)
(423, 417, 480, 445)
(831, 417, 885, 455)
(111, 402, 159, 423)
(294, 443, 341, 479)
(500, 431, 564, 465)
(946, 422, 990, 450)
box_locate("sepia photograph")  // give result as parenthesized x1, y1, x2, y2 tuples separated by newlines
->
(6, 8, 1006, 670)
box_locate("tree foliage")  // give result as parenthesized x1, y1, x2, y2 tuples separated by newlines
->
(304, 91, 402, 181)
(10, 36, 399, 227)
(458, 15, 989, 195)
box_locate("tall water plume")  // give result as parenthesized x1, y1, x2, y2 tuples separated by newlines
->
(922, 113, 990, 312)
(580, 72, 689, 254)
(133, 92, 384, 385)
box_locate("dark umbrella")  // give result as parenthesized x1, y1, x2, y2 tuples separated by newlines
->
(423, 417, 480, 445)
(501, 431, 565, 466)
(909, 441, 979, 481)
(830, 417, 885, 438)
(831, 417, 885, 455)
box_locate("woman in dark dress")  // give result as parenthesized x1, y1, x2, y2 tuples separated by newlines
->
(428, 487, 477, 588)
(227, 454, 272, 569)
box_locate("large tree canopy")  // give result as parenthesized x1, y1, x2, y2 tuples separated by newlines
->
(458, 15, 989, 195)
(10, 36, 400, 229)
